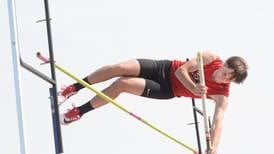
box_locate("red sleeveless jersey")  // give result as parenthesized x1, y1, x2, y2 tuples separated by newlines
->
(170, 58, 230, 98)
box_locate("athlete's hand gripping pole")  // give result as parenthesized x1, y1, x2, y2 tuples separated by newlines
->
(197, 52, 212, 153)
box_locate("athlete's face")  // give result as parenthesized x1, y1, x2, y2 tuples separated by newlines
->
(213, 66, 235, 83)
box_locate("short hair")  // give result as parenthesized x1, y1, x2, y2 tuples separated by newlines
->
(225, 56, 248, 84)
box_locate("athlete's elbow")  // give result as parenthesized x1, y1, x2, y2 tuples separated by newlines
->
(175, 67, 186, 79)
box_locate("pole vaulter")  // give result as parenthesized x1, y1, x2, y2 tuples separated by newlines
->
(36, 52, 198, 154)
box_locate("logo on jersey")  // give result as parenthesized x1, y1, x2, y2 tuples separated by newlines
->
(190, 71, 200, 83)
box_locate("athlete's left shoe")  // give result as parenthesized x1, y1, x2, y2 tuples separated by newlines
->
(60, 105, 81, 125)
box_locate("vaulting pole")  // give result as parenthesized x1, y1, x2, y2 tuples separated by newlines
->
(197, 52, 211, 151)
(37, 52, 198, 154)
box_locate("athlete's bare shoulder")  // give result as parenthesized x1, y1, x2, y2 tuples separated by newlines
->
(202, 51, 219, 64)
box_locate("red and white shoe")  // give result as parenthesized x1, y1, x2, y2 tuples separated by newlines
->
(58, 85, 77, 105)
(60, 105, 81, 125)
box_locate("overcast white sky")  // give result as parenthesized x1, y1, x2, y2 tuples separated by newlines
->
(1, 0, 274, 154)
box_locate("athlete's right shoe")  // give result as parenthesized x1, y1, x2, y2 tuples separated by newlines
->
(58, 85, 77, 105)
(60, 105, 81, 125)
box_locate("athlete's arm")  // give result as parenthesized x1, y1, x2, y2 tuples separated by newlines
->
(208, 94, 229, 154)
(174, 51, 218, 96)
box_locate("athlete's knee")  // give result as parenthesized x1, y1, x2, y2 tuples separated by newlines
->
(111, 77, 132, 92)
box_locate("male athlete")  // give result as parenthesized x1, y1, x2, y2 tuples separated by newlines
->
(59, 51, 248, 154)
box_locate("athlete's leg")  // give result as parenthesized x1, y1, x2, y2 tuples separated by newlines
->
(89, 77, 145, 108)
(86, 59, 141, 85)
(60, 77, 146, 124)
(59, 59, 141, 101)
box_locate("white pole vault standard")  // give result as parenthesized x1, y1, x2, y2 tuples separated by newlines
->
(7, 0, 28, 153)
(37, 52, 198, 154)
(197, 52, 212, 151)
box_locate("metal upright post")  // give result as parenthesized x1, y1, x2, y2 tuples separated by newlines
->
(43, 0, 63, 153)
(7, 0, 28, 153)
(191, 98, 202, 154)
(49, 88, 63, 153)
(7, 0, 63, 153)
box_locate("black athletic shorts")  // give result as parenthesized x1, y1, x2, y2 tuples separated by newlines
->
(137, 59, 175, 99)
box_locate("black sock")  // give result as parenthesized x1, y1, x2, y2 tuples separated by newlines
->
(73, 77, 90, 92)
(78, 101, 94, 116)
